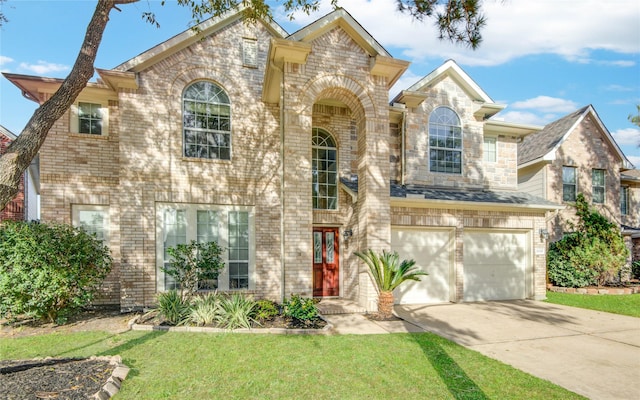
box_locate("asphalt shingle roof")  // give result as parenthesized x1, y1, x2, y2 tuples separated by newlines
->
(340, 178, 560, 208)
(518, 106, 589, 166)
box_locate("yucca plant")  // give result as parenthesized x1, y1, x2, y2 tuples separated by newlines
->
(355, 249, 427, 319)
(218, 293, 257, 330)
(188, 292, 223, 326)
(157, 289, 191, 326)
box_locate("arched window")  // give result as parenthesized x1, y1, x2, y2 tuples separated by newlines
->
(312, 128, 338, 210)
(183, 81, 231, 160)
(429, 107, 462, 174)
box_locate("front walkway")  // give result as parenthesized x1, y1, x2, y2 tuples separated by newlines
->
(395, 300, 640, 400)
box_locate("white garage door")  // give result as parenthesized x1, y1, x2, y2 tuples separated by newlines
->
(391, 227, 453, 304)
(463, 231, 528, 301)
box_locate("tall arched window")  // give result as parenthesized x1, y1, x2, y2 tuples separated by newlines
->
(429, 106, 462, 174)
(183, 81, 231, 160)
(312, 128, 338, 210)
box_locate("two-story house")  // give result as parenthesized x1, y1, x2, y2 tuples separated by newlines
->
(0, 125, 39, 222)
(4, 8, 561, 311)
(517, 105, 638, 266)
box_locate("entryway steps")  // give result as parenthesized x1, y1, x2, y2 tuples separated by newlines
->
(317, 299, 367, 315)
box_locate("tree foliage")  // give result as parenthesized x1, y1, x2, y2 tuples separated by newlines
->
(0, 0, 488, 211)
(0, 221, 112, 323)
(162, 240, 225, 299)
(547, 194, 629, 287)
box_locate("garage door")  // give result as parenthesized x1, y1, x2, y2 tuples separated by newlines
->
(463, 231, 528, 301)
(391, 227, 454, 304)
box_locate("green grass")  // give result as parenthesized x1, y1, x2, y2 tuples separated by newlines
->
(545, 291, 640, 318)
(0, 331, 583, 399)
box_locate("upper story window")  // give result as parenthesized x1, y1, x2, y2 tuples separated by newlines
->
(483, 136, 496, 162)
(312, 128, 338, 210)
(592, 169, 605, 204)
(242, 38, 258, 68)
(620, 186, 629, 215)
(183, 81, 231, 160)
(562, 166, 577, 202)
(71, 102, 108, 136)
(429, 107, 462, 174)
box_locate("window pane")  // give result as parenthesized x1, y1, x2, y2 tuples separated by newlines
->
(592, 169, 605, 204)
(163, 209, 187, 290)
(429, 107, 462, 174)
(312, 128, 338, 210)
(483, 137, 496, 162)
(183, 81, 231, 160)
(78, 102, 102, 135)
(325, 232, 334, 263)
(228, 211, 249, 289)
(78, 210, 107, 242)
(621, 187, 629, 215)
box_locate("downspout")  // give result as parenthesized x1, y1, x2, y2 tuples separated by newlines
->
(401, 106, 407, 186)
(271, 60, 286, 303)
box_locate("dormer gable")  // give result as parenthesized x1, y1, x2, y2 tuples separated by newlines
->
(115, 7, 288, 73)
(392, 60, 505, 120)
(263, 8, 409, 103)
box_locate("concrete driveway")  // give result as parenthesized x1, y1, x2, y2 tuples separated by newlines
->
(394, 300, 640, 400)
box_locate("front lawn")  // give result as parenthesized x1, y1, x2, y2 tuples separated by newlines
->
(0, 331, 583, 399)
(545, 291, 640, 318)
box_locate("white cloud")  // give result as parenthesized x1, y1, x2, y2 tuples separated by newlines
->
(510, 96, 579, 113)
(612, 128, 640, 146)
(495, 111, 543, 125)
(0, 56, 13, 66)
(285, 0, 640, 67)
(19, 60, 69, 75)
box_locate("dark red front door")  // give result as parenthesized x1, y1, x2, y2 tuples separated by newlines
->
(313, 227, 339, 297)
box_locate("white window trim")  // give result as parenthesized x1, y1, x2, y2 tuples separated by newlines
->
(592, 169, 605, 204)
(70, 101, 109, 136)
(483, 136, 497, 163)
(428, 106, 463, 175)
(71, 204, 110, 245)
(562, 166, 578, 202)
(155, 203, 255, 292)
(242, 37, 258, 68)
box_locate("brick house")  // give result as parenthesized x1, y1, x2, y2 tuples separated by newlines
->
(0, 125, 39, 222)
(4, 8, 562, 310)
(517, 105, 639, 265)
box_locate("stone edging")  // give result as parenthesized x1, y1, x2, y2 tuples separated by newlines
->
(128, 315, 334, 335)
(548, 285, 640, 295)
(92, 355, 130, 400)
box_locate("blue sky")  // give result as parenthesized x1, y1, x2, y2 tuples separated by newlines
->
(1, 0, 639, 166)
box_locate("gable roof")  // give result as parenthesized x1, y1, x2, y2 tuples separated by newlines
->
(115, 7, 288, 73)
(0, 124, 17, 141)
(392, 60, 505, 119)
(287, 8, 391, 58)
(518, 105, 634, 169)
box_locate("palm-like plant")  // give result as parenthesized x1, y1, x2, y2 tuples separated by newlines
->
(355, 249, 427, 319)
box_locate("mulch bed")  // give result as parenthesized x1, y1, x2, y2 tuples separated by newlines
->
(0, 358, 113, 400)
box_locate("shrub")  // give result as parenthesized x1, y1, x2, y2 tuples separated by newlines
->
(218, 293, 257, 330)
(163, 240, 225, 300)
(188, 292, 223, 326)
(253, 299, 279, 321)
(284, 294, 319, 321)
(547, 194, 629, 287)
(0, 221, 112, 323)
(157, 290, 191, 326)
(632, 261, 640, 280)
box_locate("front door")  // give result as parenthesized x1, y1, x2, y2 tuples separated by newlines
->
(313, 227, 339, 297)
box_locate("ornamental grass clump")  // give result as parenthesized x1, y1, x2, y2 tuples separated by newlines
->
(355, 249, 426, 319)
(188, 292, 223, 326)
(218, 293, 257, 330)
(157, 290, 191, 326)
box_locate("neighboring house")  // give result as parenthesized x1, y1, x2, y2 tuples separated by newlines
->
(0, 125, 39, 222)
(517, 105, 638, 265)
(620, 169, 640, 263)
(4, 8, 561, 310)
